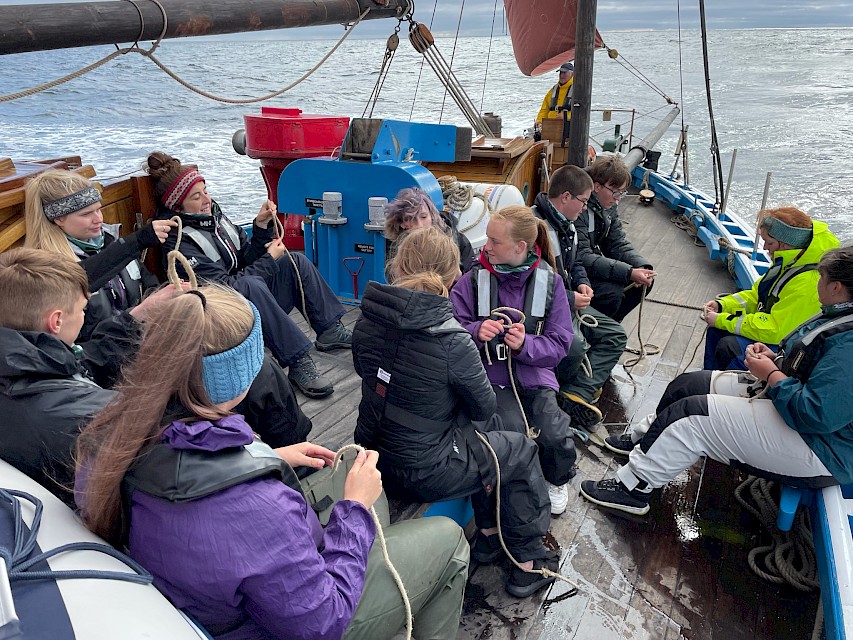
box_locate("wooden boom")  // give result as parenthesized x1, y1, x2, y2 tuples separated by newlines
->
(0, 0, 409, 55)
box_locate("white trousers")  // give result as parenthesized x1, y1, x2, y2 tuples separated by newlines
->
(617, 372, 832, 491)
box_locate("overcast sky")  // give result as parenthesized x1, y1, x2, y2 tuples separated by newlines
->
(2, 0, 852, 39)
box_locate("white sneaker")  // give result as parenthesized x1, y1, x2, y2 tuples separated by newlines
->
(547, 482, 569, 516)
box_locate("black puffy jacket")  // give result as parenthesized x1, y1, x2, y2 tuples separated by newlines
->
(0, 328, 116, 505)
(353, 282, 495, 469)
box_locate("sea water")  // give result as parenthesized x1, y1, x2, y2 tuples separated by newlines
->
(1, 27, 851, 240)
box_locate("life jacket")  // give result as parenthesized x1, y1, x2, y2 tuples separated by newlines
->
(72, 224, 145, 339)
(531, 202, 578, 290)
(548, 81, 573, 114)
(779, 306, 853, 382)
(470, 262, 556, 361)
(177, 203, 244, 274)
(756, 262, 818, 313)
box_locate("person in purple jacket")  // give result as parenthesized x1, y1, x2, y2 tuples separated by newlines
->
(75, 283, 469, 640)
(450, 205, 576, 516)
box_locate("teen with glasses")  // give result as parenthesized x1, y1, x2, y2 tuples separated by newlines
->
(576, 156, 656, 322)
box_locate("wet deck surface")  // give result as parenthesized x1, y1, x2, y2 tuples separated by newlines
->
(294, 194, 820, 639)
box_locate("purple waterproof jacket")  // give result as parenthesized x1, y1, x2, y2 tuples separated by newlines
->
(125, 416, 376, 640)
(450, 253, 573, 391)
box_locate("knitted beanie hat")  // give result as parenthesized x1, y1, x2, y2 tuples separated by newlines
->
(202, 302, 264, 404)
(763, 217, 813, 249)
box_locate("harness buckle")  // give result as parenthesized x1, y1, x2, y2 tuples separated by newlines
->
(495, 342, 509, 361)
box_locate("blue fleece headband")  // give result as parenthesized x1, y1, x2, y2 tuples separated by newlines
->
(763, 217, 812, 249)
(202, 303, 264, 404)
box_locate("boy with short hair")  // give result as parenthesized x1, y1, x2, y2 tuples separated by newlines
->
(532, 165, 628, 429)
(578, 156, 656, 322)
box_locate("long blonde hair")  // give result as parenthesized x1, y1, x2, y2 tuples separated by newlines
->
(490, 205, 557, 271)
(24, 169, 95, 259)
(76, 284, 255, 545)
(390, 226, 460, 297)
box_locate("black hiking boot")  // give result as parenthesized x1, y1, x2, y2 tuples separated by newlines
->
(603, 433, 635, 457)
(580, 478, 651, 516)
(471, 532, 503, 564)
(559, 392, 603, 430)
(315, 320, 352, 352)
(505, 552, 560, 598)
(288, 354, 333, 398)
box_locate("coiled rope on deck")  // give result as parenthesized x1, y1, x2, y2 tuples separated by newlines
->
(438, 176, 492, 234)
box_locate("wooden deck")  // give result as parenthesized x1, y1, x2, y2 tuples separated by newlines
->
(295, 194, 820, 640)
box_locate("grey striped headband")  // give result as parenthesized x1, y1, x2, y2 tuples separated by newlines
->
(43, 186, 102, 221)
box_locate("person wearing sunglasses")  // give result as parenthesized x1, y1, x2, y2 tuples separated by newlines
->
(532, 165, 628, 432)
(576, 155, 656, 322)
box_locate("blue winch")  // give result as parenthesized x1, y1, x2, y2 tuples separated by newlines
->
(276, 118, 471, 302)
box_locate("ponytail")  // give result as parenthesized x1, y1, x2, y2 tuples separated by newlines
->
(535, 219, 557, 271)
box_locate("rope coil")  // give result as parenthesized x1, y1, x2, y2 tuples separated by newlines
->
(438, 175, 492, 234)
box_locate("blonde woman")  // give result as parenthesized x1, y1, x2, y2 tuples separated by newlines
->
(353, 226, 557, 597)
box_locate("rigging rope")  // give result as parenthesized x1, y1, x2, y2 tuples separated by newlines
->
(408, 0, 439, 121)
(675, 0, 686, 131)
(438, 175, 491, 233)
(698, 0, 725, 210)
(0, 7, 370, 104)
(479, 0, 501, 112)
(605, 47, 675, 105)
(363, 28, 402, 118)
(439, 0, 466, 124)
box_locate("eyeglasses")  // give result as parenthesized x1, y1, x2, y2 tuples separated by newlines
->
(567, 193, 589, 206)
(603, 185, 628, 199)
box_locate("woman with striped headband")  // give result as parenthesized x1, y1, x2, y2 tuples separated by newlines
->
(146, 151, 351, 399)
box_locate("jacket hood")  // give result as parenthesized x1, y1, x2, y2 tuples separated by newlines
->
(0, 328, 79, 388)
(360, 281, 455, 331)
(776, 220, 840, 266)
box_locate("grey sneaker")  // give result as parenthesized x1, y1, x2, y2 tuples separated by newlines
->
(580, 478, 651, 516)
(288, 354, 334, 398)
(604, 433, 635, 457)
(315, 321, 352, 352)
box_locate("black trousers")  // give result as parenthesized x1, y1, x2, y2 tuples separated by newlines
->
(381, 416, 551, 562)
(493, 386, 577, 486)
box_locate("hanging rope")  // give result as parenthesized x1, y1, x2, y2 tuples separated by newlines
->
(698, 0, 725, 209)
(479, 0, 501, 112)
(408, 21, 492, 137)
(605, 47, 675, 105)
(439, 0, 467, 124)
(408, 0, 439, 121)
(363, 27, 402, 118)
(328, 445, 414, 639)
(734, 476, 819, 592)
(622, 284, 661, 371)
(675, 0, 687, 132)
(0, 6, 371, 104)
(438, 175, 491, 233)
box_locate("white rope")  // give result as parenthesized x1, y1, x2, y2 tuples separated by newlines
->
(438, 175, 492, 233)
(329, 444, 414, 639)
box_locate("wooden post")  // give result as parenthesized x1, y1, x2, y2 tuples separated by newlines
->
(567, 0, 597, 168)
(0, 0, 408, 55)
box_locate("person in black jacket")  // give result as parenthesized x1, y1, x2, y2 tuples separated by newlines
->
(576, 156, 656, 322)
(147, 151, 349, 399)
(384, 186, 475, 275)
(532, 165, 628, 429)
(353, 227, 558, 598)
(0, 248, 311, 505)
(23, 168, 177, 342)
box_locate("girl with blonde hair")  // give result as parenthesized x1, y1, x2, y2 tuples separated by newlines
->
(354, 226, 558, 598)
(76, 281, 470, 639)
(450, 205, 576, 516)
(24, 169, 174, 341)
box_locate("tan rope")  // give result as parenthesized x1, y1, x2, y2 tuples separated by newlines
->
(328, 444, 413, 640)
(438, 175, 491, 234)
(268, 213, 309, 324)
(0, 6, 370, 104)
(622, 284, 661, 371)
(165, 215, 197, 289)
(474, 431, 579, 593)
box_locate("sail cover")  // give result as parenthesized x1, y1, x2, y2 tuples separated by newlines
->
(504, 0, 606, 76)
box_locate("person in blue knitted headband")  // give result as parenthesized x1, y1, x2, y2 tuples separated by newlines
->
(759, 207, 814, 250)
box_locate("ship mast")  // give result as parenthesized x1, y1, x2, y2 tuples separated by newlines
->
(0, 0, 409, 56)
(567, 0, 596, 168)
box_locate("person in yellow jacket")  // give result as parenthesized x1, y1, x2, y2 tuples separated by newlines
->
(702, 206, 840, 370)
(534, 62, 574, 131)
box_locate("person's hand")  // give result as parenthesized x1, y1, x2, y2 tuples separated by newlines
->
(703, 310, 719, 327)
(343, 450, 383, 509)
(630, 268, 656, 287)
(152, 219, 177, 243)
(503, 323, 526, 351)
(703, 300, 720, 315)
(478, 319, 505, 342)
(577, 284, 594, 298)
(266, 238, 286, 261)
(574, 290, 593, 310)
(275, 442, 336, 470)
(136, 219, 178, 249)
(255, 199, 277, 228)
(749, 342, 774, 358)
(745, 348, 780, 382)
(130, 282, 190, 321)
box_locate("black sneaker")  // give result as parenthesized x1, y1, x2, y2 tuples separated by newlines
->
(471, 532, 502, 564)
(505, 553, 559, 598)
(604, 433, 635, 457)
(580, 478, 650, 516)
(559, 392, 603, 429)
(288, 354, 334, 398)
(315, 321, 352, 352)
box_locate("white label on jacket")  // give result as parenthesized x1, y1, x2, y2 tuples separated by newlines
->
(377, 368, 391, 383)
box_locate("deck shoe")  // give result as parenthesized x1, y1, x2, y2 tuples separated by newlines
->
(546, 481, 569, 516)
(314, 320, 352, 352)
(505, 553, 560, 598)
(288, 354, 334, 398)
(560, 392, 603, 429)
(471, 532, 503, 564)
(603, 433, 635, 457)
(580, 478, 650, 516)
